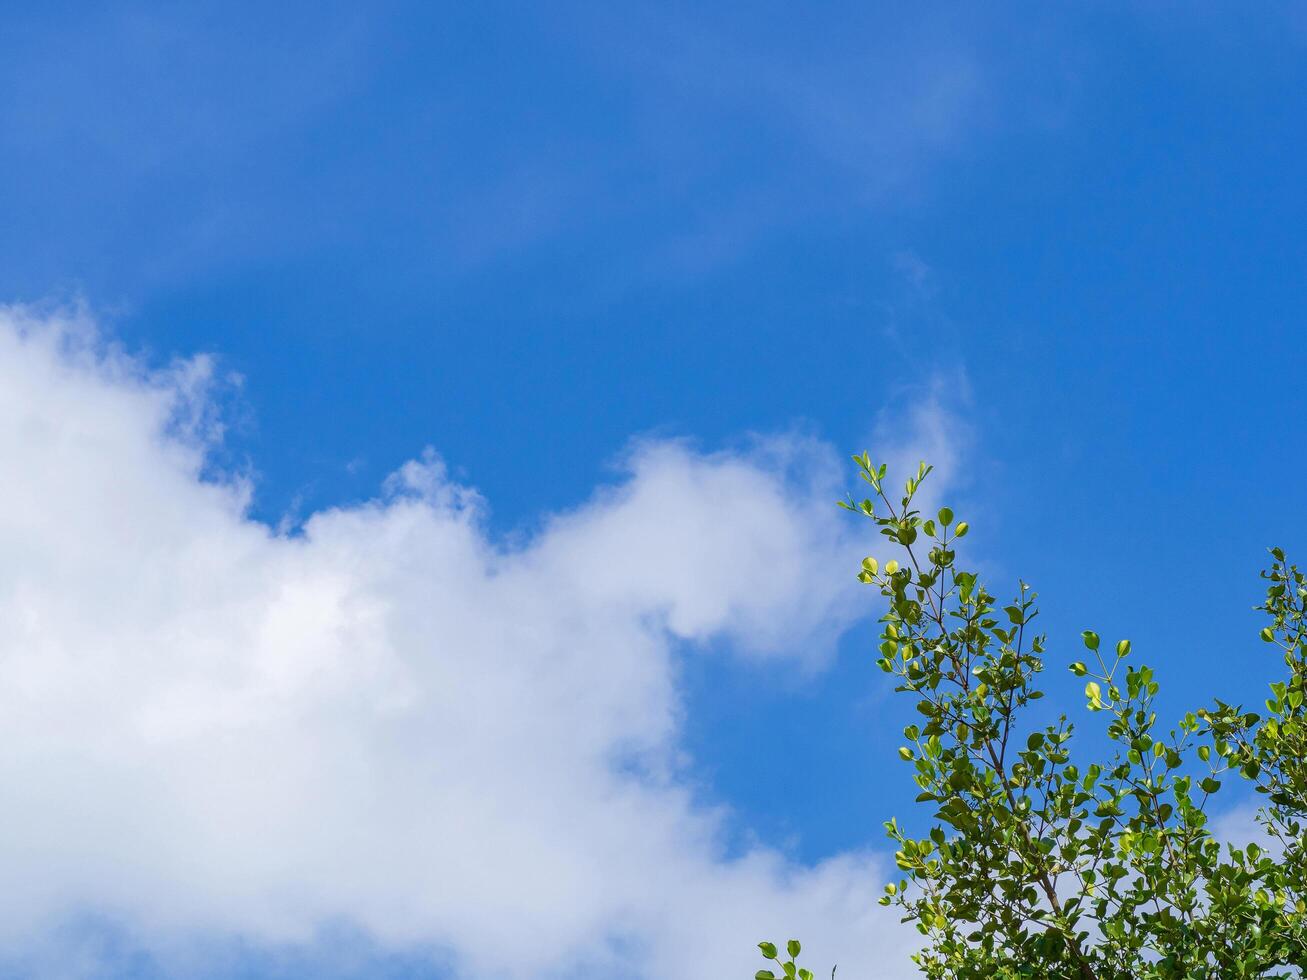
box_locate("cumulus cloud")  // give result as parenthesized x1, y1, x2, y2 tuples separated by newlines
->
(0, 307, 953, 978)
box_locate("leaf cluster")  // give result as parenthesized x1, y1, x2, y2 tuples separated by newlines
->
(755, 939, 821, 980)
(758, 457, 1307, 979)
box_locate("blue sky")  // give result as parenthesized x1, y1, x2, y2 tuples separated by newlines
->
(3, 3, 1307, 978)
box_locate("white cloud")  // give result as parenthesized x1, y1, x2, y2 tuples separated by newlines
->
(0, 306, 951, 978)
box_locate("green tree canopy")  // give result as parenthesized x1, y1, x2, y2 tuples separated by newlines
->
(756, 456, 1306, 979)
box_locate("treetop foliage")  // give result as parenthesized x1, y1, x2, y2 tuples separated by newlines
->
(757, 455, 1307, 979)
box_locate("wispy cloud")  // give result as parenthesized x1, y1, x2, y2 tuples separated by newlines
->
(0, 4, 1006, 303)
(574, 5, 990, 278)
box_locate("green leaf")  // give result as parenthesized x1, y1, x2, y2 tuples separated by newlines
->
(1082, 630, 1100, 651)
(758, 942, 778, 959)
(1085, 681, 1102, 708)
(787, 939, 801, 958)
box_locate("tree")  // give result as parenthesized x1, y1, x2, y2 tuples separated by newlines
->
(755, 456, 1307, 979)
